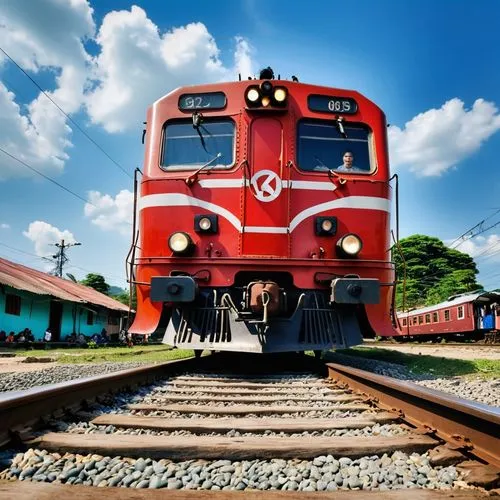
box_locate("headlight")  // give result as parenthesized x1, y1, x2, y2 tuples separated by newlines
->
(199, 217, 211, 231)
(273, 87, 287, 102)
(337, 233, 362, 257)
(168, 232, 194, 255)
(246, 87, 260, 103)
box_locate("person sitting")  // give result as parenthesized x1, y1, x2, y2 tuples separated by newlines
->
(44, 328, 52, 343)
(6, 332, 15, 343)
(335, 151, 364, 173)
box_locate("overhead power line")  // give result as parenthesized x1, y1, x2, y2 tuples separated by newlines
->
(0, 147, 96, 207)
(448, 208, 500, 249)
(0, 46, 133, 179)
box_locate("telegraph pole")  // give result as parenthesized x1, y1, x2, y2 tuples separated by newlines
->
(52, 240, 81, 277)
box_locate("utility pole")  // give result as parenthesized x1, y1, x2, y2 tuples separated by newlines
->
(52, 240, 81, 278)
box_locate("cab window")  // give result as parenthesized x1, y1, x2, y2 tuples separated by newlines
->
(162, 119, 235, 171)
(297, 120, 373, 173)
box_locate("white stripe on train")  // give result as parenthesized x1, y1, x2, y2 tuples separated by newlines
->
(138, 193, 390, 234)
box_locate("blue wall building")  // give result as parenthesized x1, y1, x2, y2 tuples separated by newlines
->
(0, 257, 129, 341)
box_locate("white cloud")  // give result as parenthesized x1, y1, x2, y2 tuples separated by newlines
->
(388, 98, 500, 176)
(84, 189, 133, 235)
(0, 2, 254, 178)
(0, 223, 10, 229)
(0, 0, 95, 180)
(23, 220, 77, 257)
(86, 7, 252, 132)
(452, 234, 500, 262)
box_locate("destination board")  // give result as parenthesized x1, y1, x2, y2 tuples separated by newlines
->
(308, 95, 358, 114)
(179, 92, 227, 111)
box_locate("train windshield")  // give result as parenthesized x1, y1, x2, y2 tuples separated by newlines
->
(297, 121, 373, 173)
(162, 119, 235, 171)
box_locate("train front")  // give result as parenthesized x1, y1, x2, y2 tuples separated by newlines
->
(130, 75, 397, 352)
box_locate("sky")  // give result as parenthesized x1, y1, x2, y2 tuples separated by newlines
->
(0, 0, 499, 291)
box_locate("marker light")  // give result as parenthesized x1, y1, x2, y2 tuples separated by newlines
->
(273, 87, 287, 102)
(315, 216, 337, 236)
(168, 232, 194, 255)
(337, 234, 362, 257)
(261, 96, 271, 107)
(194, 214, 218, 233)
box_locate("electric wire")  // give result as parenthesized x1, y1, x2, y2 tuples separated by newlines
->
(0, 46, 133, 179)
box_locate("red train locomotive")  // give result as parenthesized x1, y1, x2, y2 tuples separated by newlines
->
(129, 68, 397, 353)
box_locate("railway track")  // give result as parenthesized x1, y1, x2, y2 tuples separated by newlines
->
(0, 354, 498, 498)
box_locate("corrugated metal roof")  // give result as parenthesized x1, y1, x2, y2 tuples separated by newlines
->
(0, 257, 129, 312)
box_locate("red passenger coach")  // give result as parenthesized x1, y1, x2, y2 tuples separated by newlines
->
(396, 291, 500, 340)
(129, 69, 397, 353)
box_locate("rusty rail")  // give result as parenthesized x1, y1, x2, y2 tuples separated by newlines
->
(326, 362, 500, 468)
(0, 356, 201, 445)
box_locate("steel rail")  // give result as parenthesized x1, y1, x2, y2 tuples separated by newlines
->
(0, 356, 201, 445)
(326, 362, 500, 468)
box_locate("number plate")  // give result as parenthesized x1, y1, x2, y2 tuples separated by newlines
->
(178, 92, 227, 111)
(308, 94, 358, 114)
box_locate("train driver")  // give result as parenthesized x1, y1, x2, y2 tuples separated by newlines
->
(335, 151, 364, 173)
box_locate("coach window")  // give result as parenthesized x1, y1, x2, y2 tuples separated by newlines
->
(402, 318, 407, 327)
(5, 294, 21, 316)
(161, 119, 235, 171)
(425, 314, 431, 324)
(418, 315, 423, 325)
(297, 121, 373, 173)
(457, 306, 464, 319)
(433, 312, 439, 322)
(412, 317, 418, 326)
(444, 309, 450, 321)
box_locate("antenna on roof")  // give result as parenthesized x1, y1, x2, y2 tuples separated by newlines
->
(238, 73, 241, 81)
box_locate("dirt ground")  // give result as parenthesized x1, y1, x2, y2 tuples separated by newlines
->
(366, 342, 500, 360)
(0, 356, 57, 374)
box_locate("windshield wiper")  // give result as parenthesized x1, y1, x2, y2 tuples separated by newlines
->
(314, 155, 330, 171)
(185, 152, 222, 186)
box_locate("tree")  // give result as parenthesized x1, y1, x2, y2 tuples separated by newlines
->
(80, 273, 110, 295)
(113, 290, 137, 310)
(392, 235, 482, 310)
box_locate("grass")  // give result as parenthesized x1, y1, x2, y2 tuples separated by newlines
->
(336, 347, 500, 378)
(13, 344, 195, 364)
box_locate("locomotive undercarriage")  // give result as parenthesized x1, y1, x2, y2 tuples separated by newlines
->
(159, 276, 379, 352)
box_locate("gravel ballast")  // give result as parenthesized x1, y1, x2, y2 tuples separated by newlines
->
(1, 448, 466, 491)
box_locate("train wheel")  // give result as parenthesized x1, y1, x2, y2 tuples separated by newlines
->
(194, 349, 203, 359)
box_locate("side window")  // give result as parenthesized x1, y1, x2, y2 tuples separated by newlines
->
(162, 119, 235, 171)
(418, 315, 423, 325)
(87, 311, 94, 326)
(444, 309, 450, 321)
(425, 314, 431, 324)
(433, 312, 439, 322)
(5, 294, 21, 316)
(297, 121, 373, 173)
(457, 306, 464, 320)
(412, 316, 418, 325)
(402, 318, 407, 326)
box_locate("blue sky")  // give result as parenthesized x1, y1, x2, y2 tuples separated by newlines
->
(0, 0, 499, 291)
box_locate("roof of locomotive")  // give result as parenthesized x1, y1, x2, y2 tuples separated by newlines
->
(150, 79, 384, 116)
(396, 290, 500, 317)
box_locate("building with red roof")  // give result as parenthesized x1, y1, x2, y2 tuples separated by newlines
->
(0, 257, 129, 342)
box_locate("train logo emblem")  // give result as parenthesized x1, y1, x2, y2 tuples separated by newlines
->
(250, 170, 282, 202)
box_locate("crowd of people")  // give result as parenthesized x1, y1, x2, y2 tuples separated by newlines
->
(0, 327, 149, 347)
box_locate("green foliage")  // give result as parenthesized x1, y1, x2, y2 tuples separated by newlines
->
(112, 290, 137, 310)
(392, 234, 481, 310)
(80, 273, 110, 295)
(339, 347, 500, 378)
(87, 340, 98, 349)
